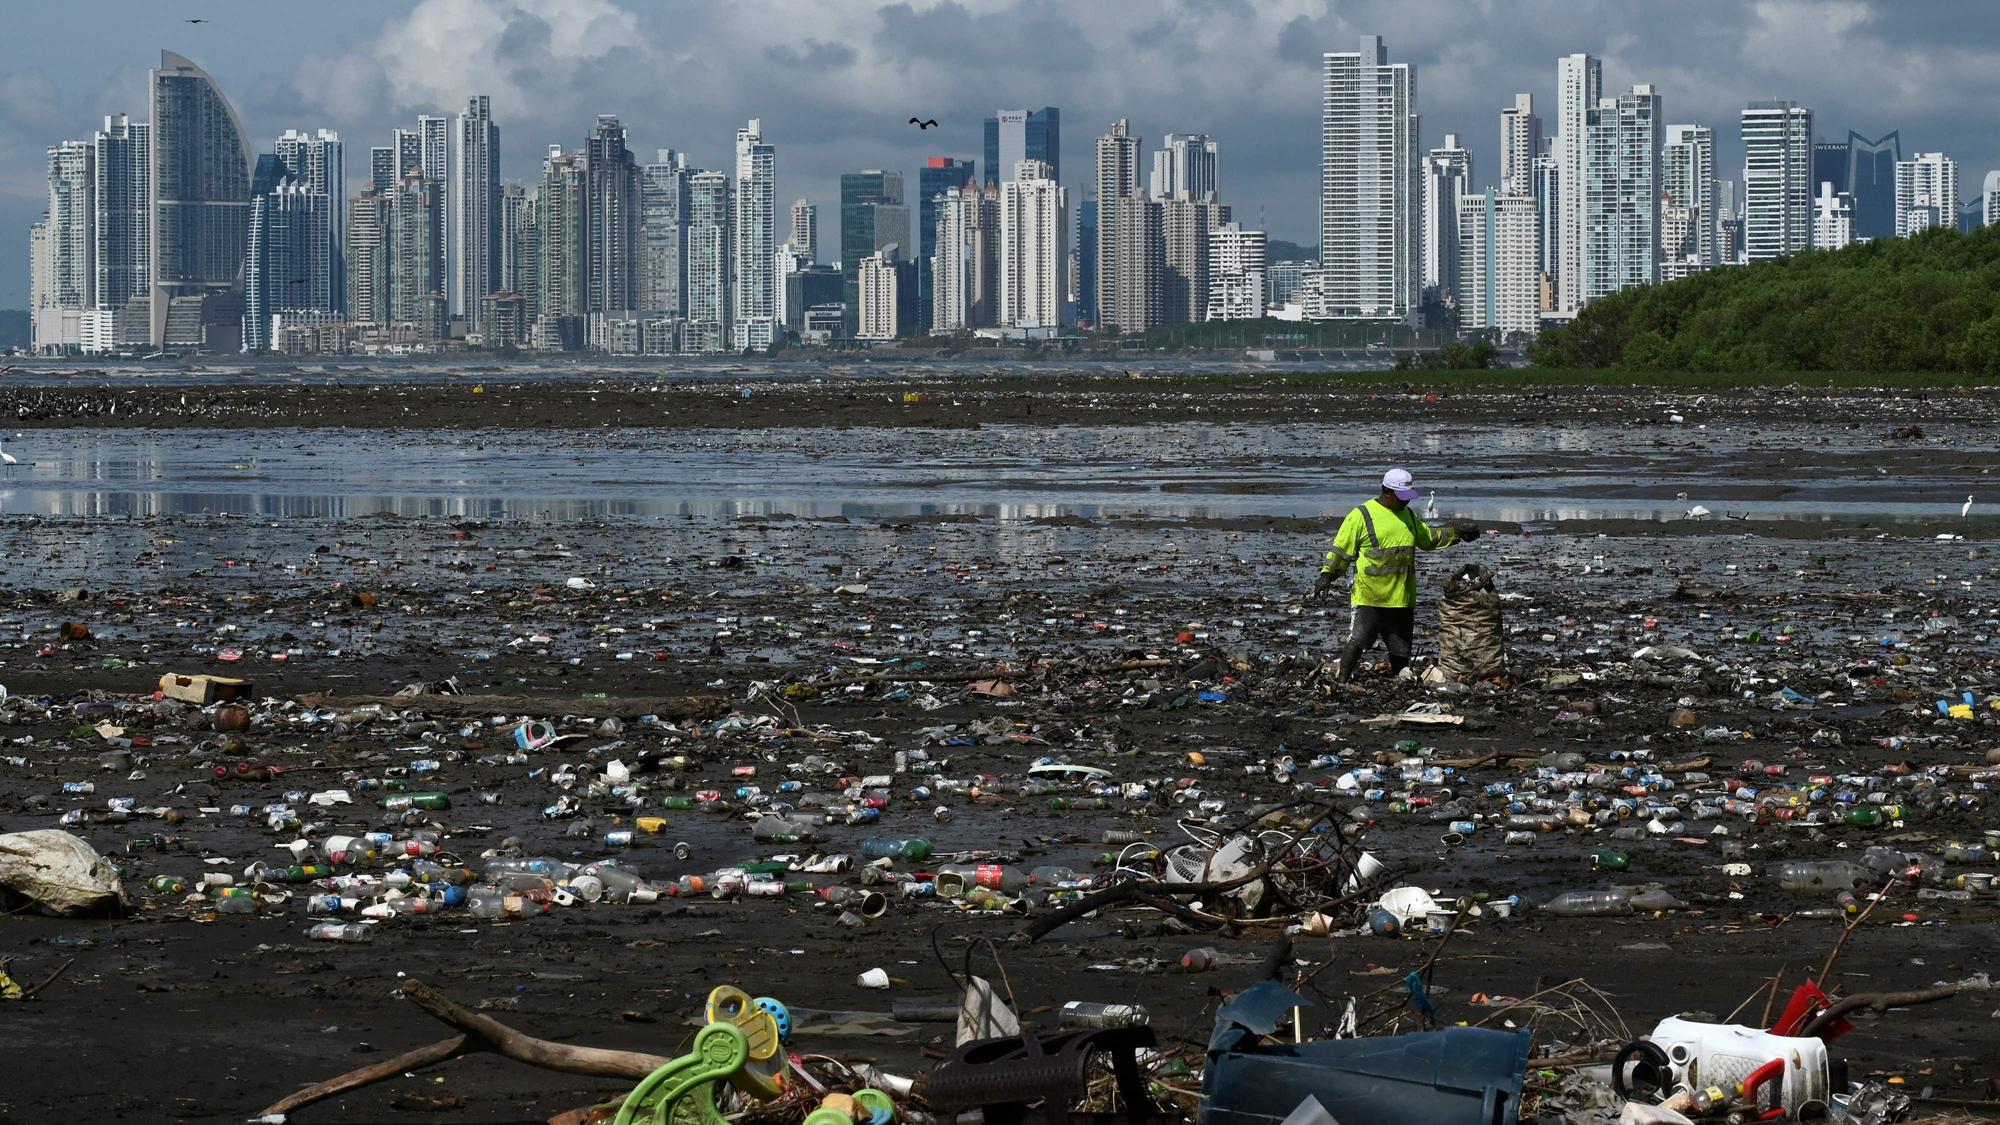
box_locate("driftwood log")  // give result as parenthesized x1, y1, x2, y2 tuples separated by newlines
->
(255, 978, 676, 1120)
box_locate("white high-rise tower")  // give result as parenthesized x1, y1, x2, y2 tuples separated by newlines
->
(1320, 35, 1419, 321)
(1554, 53, 1601, 314)
(1742, 101, 1813, 260)
(732, 119, 777, 350)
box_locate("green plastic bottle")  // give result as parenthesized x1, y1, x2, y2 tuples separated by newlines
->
(1590, 848, 1629, 872)
(660, 795, 696, 810)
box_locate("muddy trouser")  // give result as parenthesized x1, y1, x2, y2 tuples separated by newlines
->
(1336, 605, 1415, 681)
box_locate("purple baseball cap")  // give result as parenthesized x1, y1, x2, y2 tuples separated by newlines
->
(1382, 468, 1420, 501)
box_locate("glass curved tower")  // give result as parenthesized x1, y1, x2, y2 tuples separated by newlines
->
(149, 50, 251, 349)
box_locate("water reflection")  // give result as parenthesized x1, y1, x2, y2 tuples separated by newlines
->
(0, 425, 1984, 525)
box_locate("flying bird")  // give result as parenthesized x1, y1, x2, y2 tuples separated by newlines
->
(909, 117, 939, 129)
(185, 17, 207, 23)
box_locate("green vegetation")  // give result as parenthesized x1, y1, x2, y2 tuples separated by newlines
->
(1393, 339, 1499, 370)
(1533, 223, 2000, 373)
(1125, 368, 1998, 391)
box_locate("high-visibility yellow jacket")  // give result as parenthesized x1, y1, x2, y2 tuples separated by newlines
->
(1319, 499, 1462, 608)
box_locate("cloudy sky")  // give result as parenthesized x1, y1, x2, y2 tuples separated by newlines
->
(8, 0, 2000, 306)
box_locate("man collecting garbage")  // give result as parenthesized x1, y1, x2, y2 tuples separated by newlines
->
(1308, 468, 1478, 683)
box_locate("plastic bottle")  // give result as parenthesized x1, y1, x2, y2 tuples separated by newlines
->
(1540, 889, 1634, 917)
(1773, 861, 1868, 893)
(307, 922, 375, 943)
(483, 857, 573, 879)
(576, 862, 653, 903)
(751, 815, 819, 843)
(1590, 849, 1629, 872)
(1059, 1001, 1150, 1028)
(859, 837, 934, 862)
(379, 792, 450, 811)
(1028, 865, 1085, 887)
(466, 884, 549, 919)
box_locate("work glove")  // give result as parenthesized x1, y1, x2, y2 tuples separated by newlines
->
(1453, 523, 1481, 542)
(1308, 571, 1335, 603)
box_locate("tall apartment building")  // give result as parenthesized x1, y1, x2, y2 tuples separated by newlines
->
(1321, 36, 1419, 320)
(686, 170, 732, 351)
(997, 159, 1068, 329)
(1553, 52, 1601, 313)
(1661, 124, 1715, 268)
(1205, 223, 1267, 320)
(1895, 151, 1958, 237)
(1813, 181, 1854, 249)
(536, 150, 588, 334)
(732, 119, 776, 349)
(856, 248, 903, 340)
(917, 156, 975, 331)
(92, 113, 150, 329)
(274, 128, 345, 314)
(639, 150, 689, 317)
(389, 170, 445, 339)
(1582, 86, 1660, 300)
(346, 185, 390, 326)
(1161, 198, 1226, 323)
(1106, 195, 1163, 332)
(1457, 192, 1540, 335)
(453, 96, 499, 326)
(1093, 120, 1143, 329)
(1499, 94, 1540, 196)
(243, 180, 331, 350)
(586, 116, 639, 315)
(788, 198, 817, 260)
(1742, 101, 1813, 260)
(931, 184, 974, 333)
(1420, 134, 1472, 305)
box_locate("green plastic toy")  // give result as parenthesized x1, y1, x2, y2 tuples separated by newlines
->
(611, 986, 790, 1125)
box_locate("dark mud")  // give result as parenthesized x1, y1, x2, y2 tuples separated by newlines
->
(0, 387, 1996, 1124)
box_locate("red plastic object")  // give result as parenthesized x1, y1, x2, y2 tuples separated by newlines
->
(1741, 1057, 1786, 1118)
(1771, 979, 1854, 1041)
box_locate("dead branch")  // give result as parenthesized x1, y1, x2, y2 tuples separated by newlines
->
(1799, 984, 1960, 1039)
(809, 657, 1179, 689)
(259, 1036, 471, 1117)
(252, 978, 678, 1120)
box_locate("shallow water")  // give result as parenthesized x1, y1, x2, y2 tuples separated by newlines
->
(0, 423, 1985, 524)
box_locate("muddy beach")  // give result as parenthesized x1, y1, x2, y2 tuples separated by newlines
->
(0, 376, 1996, 1124)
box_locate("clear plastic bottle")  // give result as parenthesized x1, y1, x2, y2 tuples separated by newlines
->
(1540, 889, 1634, 917)
(483, 857, 573, 879)
(1028, 866, 1084, 887)
(1774, 861, 1869, 892)
(576, 862, 650, 903)
(307, 922, 374, 943)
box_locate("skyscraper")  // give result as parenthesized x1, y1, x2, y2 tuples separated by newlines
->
(1742, 101, 1813, 261)
(148, 51, 251, 349)
(730, 119, 777, 349)
(998, 160, 1067, 329)
(686, 170, 732, 351)
(931, 184, 974, 333)
(454, 96, 500, 327)
(1321, 36, 1419, 321)
(1662, 124, 1714, 268)
(839, 171, 907, 336)
(346, 185, 390, 326)
(243, 181, 331, 350)
(536, 149, 588, 342)
(419, 114, 450, 312)
(92, 114, 150, 326)
(984, 108, 1060, 188)
(389, 169, 445, 339)
(1532, 152, 1560, 303)
(275, 128, 345, 313)
(1583, 86, 1660, 300)
(1074, 196, 1097, 327)
(1150, 134, 1219, 201)
(1843, 131, 1901, 241)
(917, 157, 975, 332)
(1895, 152, 1958, 237)
(789, 198, 817, 260)
(1420, 134, 1472, 305)
(586, 116, 639, 315)
(394, 128, 421, 180)
(45, 140, 95, 313)
(498, 181, 527, 297)
(1161, 198, 1226, 323)
(1093, 120, 1142, 328)
(639, 151, 689, 317)
(1206, 223, 1267, 320)
(1499, 94, 1540, 197)
(1553, 53, 1601, 314)
(1457, 192, 1540, 335)
(1985, 171, 2000, 229)
(1106, 195, 1163, 332)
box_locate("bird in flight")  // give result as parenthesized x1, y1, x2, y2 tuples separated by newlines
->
(185, 17, 207, 23)
(909, 117, 939, 129)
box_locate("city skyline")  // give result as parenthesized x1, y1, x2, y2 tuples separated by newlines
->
(8, 0, 2000, 308)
